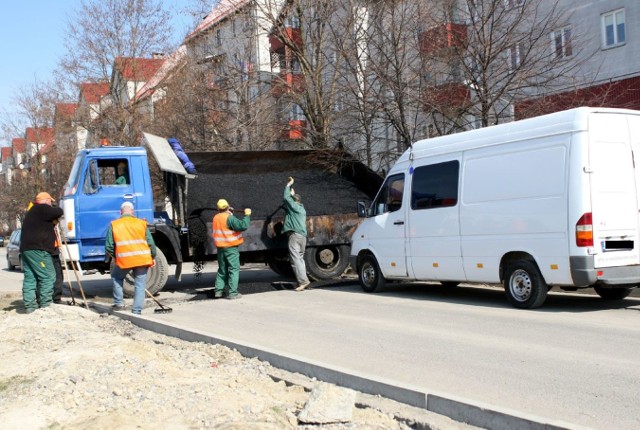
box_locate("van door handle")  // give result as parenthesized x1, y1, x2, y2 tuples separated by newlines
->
(393, 220, 404, 225)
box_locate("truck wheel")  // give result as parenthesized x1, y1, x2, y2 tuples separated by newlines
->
(359, 255, 385, 293)
(116, 248, 169, 298)
(304, 245, 350, 281)
(503, 260, 548, 309)
(594, 286, 632, 300)
(267, 260, 295, 278)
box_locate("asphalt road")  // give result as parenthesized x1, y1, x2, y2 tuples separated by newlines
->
(2, 248, 639, 429)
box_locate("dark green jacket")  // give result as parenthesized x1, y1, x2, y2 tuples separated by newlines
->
(283, 185, 307, 236)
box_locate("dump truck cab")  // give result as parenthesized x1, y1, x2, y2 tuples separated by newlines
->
(61, 146, 155, 266)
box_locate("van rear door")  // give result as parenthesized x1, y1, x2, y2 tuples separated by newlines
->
(589, 112, 640, 268)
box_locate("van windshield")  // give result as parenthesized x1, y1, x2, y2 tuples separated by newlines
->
(63, 153, 86, 196)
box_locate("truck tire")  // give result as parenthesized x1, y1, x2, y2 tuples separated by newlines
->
(267, 260, 295, 278)
(304, 245, 350, 281)
(358, 255, 385, 293)
(114, 248, 169, 298)
(594, 286, 632, 300)
(503, 260, 548, 309)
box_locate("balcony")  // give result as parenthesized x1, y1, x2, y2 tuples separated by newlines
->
(419, 23, 468, 55)
(271, 72, 305, 96)
(424, 83, 471, 111)
(269, 28, 302, 51)
(280, 120, 306, 140)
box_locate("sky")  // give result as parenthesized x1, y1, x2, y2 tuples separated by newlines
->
(0, 0, 202, 147)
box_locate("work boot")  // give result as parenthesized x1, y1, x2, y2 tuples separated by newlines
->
(112, 304, 125, 311)
(214, 291, 223, 299)
(226, 293, 242, 300)
(295, 282, 310, 292)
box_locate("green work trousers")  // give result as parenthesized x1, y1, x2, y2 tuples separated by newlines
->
(22, 250, 56, 312)
(214, 246, 240, 296)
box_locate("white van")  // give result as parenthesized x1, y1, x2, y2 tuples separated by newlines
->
(350, 107, 640, 308)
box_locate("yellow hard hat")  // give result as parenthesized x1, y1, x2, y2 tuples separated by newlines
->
(217, 199, 229, 210)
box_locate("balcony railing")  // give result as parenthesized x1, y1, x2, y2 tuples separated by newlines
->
(419, 23, 468, 55)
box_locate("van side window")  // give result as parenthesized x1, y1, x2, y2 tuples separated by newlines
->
(411, 161, 459, 210)
(373, 174, 405, 215)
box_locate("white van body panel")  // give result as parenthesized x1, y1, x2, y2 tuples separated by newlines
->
(351, 107, 640, 296)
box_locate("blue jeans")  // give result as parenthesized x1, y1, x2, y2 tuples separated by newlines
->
(112, 265, 148, 314)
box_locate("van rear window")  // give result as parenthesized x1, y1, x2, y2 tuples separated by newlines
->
(411, 161, 459, 210)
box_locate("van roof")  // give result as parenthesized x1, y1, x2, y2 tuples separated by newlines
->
(397, 107, 640, 165)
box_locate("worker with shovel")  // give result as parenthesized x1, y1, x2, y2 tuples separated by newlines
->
(105, 201, 156, 314)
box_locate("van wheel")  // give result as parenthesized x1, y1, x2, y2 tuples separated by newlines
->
(594, 286, 632, 300)
(113, 248, 169, 298)
(304, 245, 350, 281)
(503, 260, 548, 309)
(7, 255, 15, 271)
(359, 255, 385, 293)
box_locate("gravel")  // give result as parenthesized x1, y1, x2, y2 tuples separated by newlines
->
(0, 294, 474, 430)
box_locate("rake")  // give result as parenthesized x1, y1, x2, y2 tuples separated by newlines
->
(145, 289, 173, 314)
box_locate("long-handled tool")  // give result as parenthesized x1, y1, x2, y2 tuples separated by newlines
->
(57, 225, 88, 308)
(55, 226, 78, 306)
(145, 288, 173, 314)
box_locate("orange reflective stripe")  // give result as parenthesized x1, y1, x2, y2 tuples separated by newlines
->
(112, 217, 153, 269)
(212, 212, 243, 248)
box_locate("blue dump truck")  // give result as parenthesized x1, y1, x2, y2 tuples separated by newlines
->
(60, 133, 381, 296)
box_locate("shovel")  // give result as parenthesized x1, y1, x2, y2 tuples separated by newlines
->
(145, 288, 173, 314)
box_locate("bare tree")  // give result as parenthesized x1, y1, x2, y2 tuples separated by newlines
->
(422, 0, 590, 127)
(56, 0, 176, 145)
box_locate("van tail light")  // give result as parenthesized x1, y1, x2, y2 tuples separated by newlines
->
(576, 212, 593, 247)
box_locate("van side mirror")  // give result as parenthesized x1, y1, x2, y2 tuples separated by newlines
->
(357, 200, 369, 217)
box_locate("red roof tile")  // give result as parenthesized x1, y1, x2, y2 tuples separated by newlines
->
(55, 103, 78, 119)
(79, 82, 110, 104)
(25, 127, 55, 145)
(11, 138, 25, 152)
(114, 57, 166, 81)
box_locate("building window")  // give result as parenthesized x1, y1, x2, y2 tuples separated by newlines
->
(551, 27, 572, 58)
(504, 0, 524, 9)
(602, 9, 625, 47)
(216, 29, 222, 46)
(290, 104, 305, 121)
(509, 43, 523, 70)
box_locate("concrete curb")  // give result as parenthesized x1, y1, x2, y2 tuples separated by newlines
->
(96, 303, 589, 430)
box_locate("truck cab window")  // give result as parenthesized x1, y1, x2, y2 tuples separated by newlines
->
(372, 174, 404, 215)
(83, 160, 100, 194)
(411, 161, 459, 210)
(99, 159, 129, 186)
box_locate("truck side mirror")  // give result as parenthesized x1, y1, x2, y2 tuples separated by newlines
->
(357, 200, 369, 218)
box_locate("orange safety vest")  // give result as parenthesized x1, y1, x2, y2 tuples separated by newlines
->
(212, 212, 243, 248)
(111, 217, 153, 269)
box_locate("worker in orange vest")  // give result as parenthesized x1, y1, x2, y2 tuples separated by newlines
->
(212, 199, 251, 300)
(105, 201, 156, 314)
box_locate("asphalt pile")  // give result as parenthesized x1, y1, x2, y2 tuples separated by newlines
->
(185, 151, 375, 220)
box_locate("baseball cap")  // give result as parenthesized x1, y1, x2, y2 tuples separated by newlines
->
(36, 192, 55, 202)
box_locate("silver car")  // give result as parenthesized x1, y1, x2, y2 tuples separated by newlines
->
(6, 229, 21, 271)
